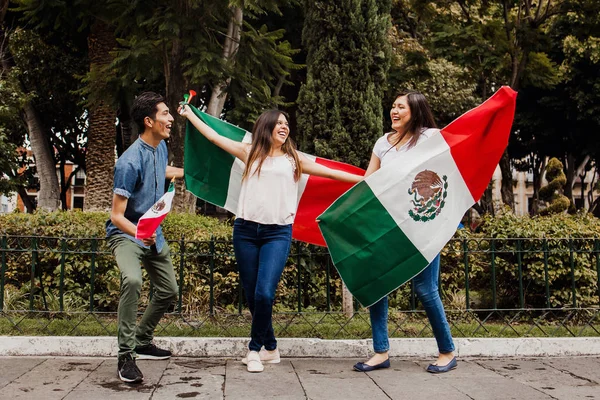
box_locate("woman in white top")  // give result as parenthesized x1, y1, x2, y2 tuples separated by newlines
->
(178, 106, 362, 373)
(352, 90, 457, 374)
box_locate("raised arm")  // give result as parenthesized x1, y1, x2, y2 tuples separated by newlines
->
(178, 104, 249, 162)
(298, 153, 363, 183)
(166, 166, 184, 179)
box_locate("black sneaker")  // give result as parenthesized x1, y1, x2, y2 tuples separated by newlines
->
(134, 343, 172, 360)
(117, 353, 143, 383)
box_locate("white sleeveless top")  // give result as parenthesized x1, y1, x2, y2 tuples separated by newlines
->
(373, 129, 438, 167)
(236, 154, 299, 225)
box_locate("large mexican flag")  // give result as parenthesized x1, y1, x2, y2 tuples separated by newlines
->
(183, 106, 364, 246)
(318, 86, 517, 307)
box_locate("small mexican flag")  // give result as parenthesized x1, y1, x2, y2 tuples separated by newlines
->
(318, 86, 517, 307)
(183, 106, 364, 246)
(135, 181, 175, 240)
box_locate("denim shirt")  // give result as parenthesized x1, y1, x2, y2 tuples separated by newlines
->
(105, 138, 168, 252)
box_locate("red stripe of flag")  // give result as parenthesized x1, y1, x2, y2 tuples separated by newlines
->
(293, 157, 365, 246)
(440, 86, 517, 202)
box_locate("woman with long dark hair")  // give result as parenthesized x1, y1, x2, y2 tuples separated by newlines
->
(352, 90, 457, 374)
(179, 106, 362, 373)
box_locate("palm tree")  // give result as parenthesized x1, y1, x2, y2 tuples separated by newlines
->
(83, 19, 117, 211)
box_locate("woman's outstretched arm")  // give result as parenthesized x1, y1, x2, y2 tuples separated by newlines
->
(178, 104, 249, 162)
(298, 153, 364, 183)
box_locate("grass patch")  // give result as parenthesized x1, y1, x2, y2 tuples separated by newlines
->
(1, 310, 598, 338)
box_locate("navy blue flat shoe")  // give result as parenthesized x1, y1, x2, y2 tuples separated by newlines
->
(426, 357, 457, 373)
(353, 359, 390, 372)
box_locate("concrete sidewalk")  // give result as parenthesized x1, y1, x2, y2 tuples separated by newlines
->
(0, 355, 599, 399)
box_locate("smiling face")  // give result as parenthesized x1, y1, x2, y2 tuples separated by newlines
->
(390, 95, 412, 133)
(147, 102, 174, 140)
(270, 113, 290, 147)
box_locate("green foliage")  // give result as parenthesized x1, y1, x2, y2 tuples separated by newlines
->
(0, 210, 234, 312)
(522, 52, 562, 89)
(539, 158, 569, 215)
(0, 21, 87, 198)
(297, 0, 392, 169)
(0, 210, 232, 238)
(0, 129, 20, 195)
(225, 22, 302, 126)
(1, 211, 599, 315)
(441, 212, 600, 309)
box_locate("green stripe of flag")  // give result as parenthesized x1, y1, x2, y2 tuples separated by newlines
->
(184, 106, 246, 207)
(319, 181, 428, 306)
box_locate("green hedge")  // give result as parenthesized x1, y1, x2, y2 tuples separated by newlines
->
(441, 212, 600, 309)
(1, 210, 599, 313)
(0, 210, 233, 239)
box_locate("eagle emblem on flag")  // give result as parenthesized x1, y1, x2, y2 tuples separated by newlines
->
(408, 170, 448, 222)
(151, 200, 166, 213)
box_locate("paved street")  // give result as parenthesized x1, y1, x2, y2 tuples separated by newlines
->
(0, 356, 599, 399)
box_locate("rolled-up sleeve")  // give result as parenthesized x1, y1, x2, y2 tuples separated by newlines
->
(113, 160, 139, 199)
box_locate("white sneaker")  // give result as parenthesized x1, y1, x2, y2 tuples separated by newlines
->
(246, 351, 264, 373)
(242, 348, 281, 365)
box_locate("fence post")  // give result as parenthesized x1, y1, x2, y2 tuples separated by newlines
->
(89, 239, 98, 312)
(59, 238, 66, 312)
(463, 238, 470, 310)
(178, 236, 185, 314)
(0, 236, 6, 311)
(595, 239, 600, 305)
(29, 237, 37, 311)
(543, 239, 550, 308)
(569, 238, 577, 308)
(517, 239, 524, 309)
(296, 241, 302, 313)
(326, 256, 331, 312)
(490, 238, 497, 309)
(209, 237, 215, 315)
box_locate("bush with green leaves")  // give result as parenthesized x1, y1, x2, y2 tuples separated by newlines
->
(539, 158, 570, 215)
(1, 210, 599, 313)
(441, 212, 600, 309)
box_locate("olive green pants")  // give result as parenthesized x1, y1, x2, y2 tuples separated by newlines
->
(108, 235, 178, 357)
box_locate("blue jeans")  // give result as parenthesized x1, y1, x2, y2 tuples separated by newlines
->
(233, 219, 292, 352)
(369, 254, 455, 354)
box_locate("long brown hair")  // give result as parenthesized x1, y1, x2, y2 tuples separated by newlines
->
(388, 90, 437, 150)
(242, 110, 302, 182)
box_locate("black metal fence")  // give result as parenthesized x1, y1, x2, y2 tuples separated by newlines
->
(0, 235, 598, 338)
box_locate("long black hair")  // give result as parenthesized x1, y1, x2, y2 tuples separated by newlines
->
(389, 90, 437, 150)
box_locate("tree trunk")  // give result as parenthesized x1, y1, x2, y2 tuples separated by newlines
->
(83, 20, 117, 211)
(116, 98, 135, 157)
(22, 102, 61, 211)
(1, 6, 60, 211)
(563, 153, 576, 213)
(587, 166, 597, 210)
(17, 186, 34, 213)
(342, 283, 354, 318)
(164, 33, 195, 212)
(477, 183, 494, 215)
(531, 157, 546, 215)
(499, 151, 514, 210)
(206, 6, 243, 117)
(59, 158, 67, 210)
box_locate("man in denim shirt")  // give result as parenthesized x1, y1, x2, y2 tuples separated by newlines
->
(106, 92, 183, 383)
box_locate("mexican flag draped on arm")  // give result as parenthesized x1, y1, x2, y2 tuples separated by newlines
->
(317, 86, 517, 307)
(183, 106, 364, 246)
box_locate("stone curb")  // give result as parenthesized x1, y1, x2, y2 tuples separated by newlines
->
(1, 336, 600, 358)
